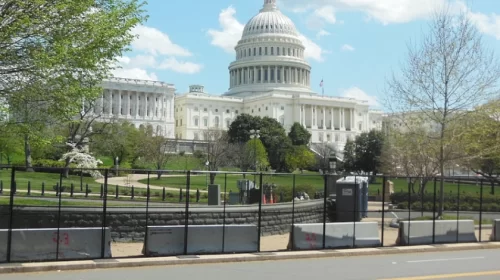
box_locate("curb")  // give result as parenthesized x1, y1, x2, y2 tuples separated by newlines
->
(2, 242, 500, 274)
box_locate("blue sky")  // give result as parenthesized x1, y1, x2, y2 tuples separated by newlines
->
(113, 0, 500, 110)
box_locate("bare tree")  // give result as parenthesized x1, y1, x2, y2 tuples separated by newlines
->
(203, 128, 234, 184)
(138, 125, 177, 179)
(384, 7, 500, 217)
(314, 142, 337, 172)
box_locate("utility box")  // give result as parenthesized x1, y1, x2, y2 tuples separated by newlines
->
(207, 184, 221, 206)
(335, 176, 369, 222)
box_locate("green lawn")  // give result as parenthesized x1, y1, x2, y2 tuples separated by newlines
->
(141, 173, 327, 192)
(142, 175, 497, 197)
(0, 170, 103, 194)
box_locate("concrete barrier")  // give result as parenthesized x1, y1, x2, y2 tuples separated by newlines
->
(397, 220, 477, 246)
(143, 224, 258, 256)
(490, 219, 500, 241)
(0, 227, 112, 262)
(287, 222, 381, 250)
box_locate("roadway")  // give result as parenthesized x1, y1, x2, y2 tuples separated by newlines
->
(2, 248, 500, 279)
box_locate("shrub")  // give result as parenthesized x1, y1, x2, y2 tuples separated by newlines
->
(274, 184, 318, 202)
(391, 191, 500, 212)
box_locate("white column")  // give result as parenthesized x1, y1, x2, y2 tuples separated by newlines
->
(299, 104, 302, 126)
(330, 108, 334, 130)
(253, 67, 257, 83)
(311, 105, 314, 128)
(322, 107, 326, 129)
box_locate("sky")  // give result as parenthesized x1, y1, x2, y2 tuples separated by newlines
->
(112, 0, 500, 111)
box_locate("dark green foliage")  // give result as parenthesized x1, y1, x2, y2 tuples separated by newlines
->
(390, 191, 500, 212)
(288, 122, 311, 146)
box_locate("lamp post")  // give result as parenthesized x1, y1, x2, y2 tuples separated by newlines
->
(249, 129, 260, 172)
(328, 153, 337, 175)
(205, 160, 209, 186)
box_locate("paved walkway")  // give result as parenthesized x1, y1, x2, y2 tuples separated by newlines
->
(95, 174, 210, 193)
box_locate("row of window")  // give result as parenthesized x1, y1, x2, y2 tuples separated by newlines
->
(236, 46, 303, 59)
(250, 105, 285, 113)
(175, 116, 232, 129)
(175, 107, 240, 114)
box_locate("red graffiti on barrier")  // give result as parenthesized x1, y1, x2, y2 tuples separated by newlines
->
(305, 233, 317, 249)
(52, 232, 70, 246)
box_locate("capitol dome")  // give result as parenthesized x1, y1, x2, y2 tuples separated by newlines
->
(225, 0, 312, 96)
(242, 0, 299, 38)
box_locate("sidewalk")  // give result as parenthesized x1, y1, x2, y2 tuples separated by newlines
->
(2, 242, 500, 274)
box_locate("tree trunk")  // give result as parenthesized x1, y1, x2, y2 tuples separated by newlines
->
(209, 172, 216, 184)
(63, 157, 71, 178)
(24, 134, 33, 172)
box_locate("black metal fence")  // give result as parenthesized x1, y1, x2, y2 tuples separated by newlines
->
(0, 166, 498, 263)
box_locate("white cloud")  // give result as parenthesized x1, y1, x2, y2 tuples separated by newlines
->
(341, 44, 355, 51)
(467, 10, 500, 40)
(158, 57, 204, 74)
(206, 6, 245, 53)
(207, 6, 326, 62)
(314, 5, 337, 24)
(316, 29, 331, 38)
(111, 26, 203, 80)
(112, 66, 159, 81)
(131, 25, 192, 57)
(341, 87, 380, 107)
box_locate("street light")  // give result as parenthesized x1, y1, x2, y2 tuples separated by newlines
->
(249, 129, 260, 172)
(205, 160, 209, 186)
(328, 153, 337, 175)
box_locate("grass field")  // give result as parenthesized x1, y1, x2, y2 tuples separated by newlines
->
(140, 174, 495, 197)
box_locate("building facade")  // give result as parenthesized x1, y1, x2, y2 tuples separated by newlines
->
(96, 77, 176, 138)
(99, 0, 383, 154)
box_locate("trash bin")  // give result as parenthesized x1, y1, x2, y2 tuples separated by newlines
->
(335, 176, 368, 222)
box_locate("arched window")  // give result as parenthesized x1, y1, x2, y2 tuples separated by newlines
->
(194, 117, 199, 127)
(214, 116, 220, 128)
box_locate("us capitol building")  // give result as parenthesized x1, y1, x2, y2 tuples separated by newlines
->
(98, 0, 383, 153)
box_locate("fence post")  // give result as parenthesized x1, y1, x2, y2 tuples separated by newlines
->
(432, 178, 437, 244)
(101, 169, 109, 259)
(183, 171, 191, 255)
(42, 182, 45, 196)
(162, 187, 166, 201)
(144, 172, 151, 257)
(322, 174, 328, 249)
(222, 173, 228, 252)
(381, 176, 387, 247)
(55, 182, 59, 197)
(407, 178, 412, 246)
(55, 170, 64, 261)
(131, 185, 135, 200)
(80, 169, 83, 191)
(196, 189, 200, 203)
(257, 172, 263, 252)
(0, 180, 3, 194)
(291, 174, 296, 250)
(456, 179, 461, 242)
(70, 183, 74, 197)
(85, 184, 89, 197)
(179, 188, 183, 202)
(27, 181, 31, 196)
(479, 179, 483, 242)
(6, 167, 16, 262)
(115, 185, 119, 199)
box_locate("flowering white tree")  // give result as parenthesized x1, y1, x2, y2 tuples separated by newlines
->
(59, 142, 103, 179)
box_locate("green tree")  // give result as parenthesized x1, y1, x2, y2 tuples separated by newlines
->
(227, 114, 262, 144)
(137, 125, 177, 179)
(288, 122, 311, 146)
(285, 145, 316, 171)
(245, 138, 269, 171)
(355, 130, 385, 180)
(342, 139, 357, 174)
(91, 121, 142, 166)
(1, 0, 147, 170)
(460, 100, 500, 194)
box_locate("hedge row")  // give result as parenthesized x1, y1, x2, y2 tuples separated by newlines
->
(391, 192, 500, 212)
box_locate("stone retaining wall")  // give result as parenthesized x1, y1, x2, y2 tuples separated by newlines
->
(0, 200, 324, 242)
